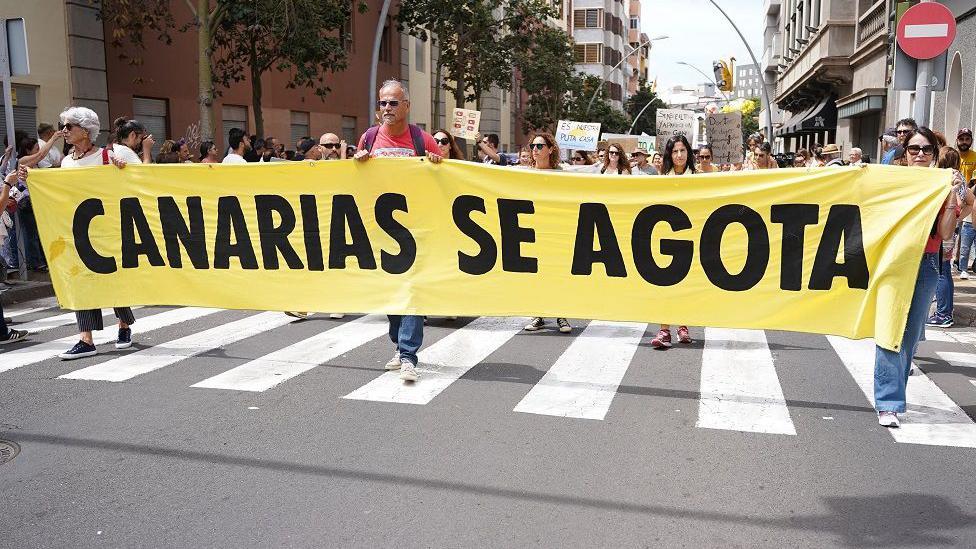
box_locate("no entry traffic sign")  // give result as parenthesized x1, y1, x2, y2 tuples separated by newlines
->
(897, 2, 957, 60)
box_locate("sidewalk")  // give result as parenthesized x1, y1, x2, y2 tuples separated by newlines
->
(0, 270, 54, 305)
(951, 276, 976, 327)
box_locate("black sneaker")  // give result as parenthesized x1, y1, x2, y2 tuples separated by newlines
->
(0, 329, 28, 345)
(556, 318, 572, 334)
(524, 317, 545, 331)
(58, 340, 98, 360)
(115, 327, 132, 349)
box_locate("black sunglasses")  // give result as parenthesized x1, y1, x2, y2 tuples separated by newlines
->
(529, 143, 547, 150)
(699, 154, 712, 159)
(572, 156, 584, 161)
(434, 138, 451, 145)
(377, 100, 401, 108)
(896, 129, 911, 135)
(320, 143, 341, 149)
(64, 123, 77, 130)
(906, 144, 935, 155)
(608, 150, 621, 156)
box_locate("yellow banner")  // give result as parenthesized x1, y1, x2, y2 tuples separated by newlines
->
(28, 160, 950, 351)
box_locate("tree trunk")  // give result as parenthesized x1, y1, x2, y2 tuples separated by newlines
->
(196, 0, 214, 141)
(432, 46, 442, 128)
(250, 41, 264, 138)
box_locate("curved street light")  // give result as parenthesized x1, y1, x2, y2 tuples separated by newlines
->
(585, 34, 669, 116)
(676, 61, 731, 102)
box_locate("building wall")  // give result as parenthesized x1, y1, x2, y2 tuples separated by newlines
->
(103, 0, 400, 151)
(0, 1, 72, 133)
(932, 11, 975, 142)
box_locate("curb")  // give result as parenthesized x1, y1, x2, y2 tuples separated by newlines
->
(0, 272, 56, 305)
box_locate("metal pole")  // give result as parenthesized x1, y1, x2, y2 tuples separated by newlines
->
(911, 0, 934, 126)
(677, 62, 731, 102)
(706, 0, 774, 141)
(367, 0, 394, 128)
(627, 99, 656, 135)
(1, 21, 26, 281)
(586, 35, 667, 116)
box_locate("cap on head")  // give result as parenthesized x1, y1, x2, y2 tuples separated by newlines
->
(959, 128, 973, 138)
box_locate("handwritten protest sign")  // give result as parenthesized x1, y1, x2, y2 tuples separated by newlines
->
(556, 120, 601, 151)
(706, 112, 743, 164)
(450, 108, 481, 140)
(655, 109, 696, 146)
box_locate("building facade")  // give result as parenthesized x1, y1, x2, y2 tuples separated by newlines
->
(572, 0, 632, 109)
(931, 2, 976, 146)
(734, 63, 763, 100)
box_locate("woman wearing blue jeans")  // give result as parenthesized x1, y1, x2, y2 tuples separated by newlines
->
(928, 149, 973, 328)
(876, 128, 966, 428)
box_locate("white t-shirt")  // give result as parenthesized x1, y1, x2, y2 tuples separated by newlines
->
(112, 144, 143, 164)
(61, 148, 115, 168)
(222, 153, 247, 164)
(36, 138, 64, 168)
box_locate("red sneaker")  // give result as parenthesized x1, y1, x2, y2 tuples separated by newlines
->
(650, 329, 672, 349)
(677, 326, 692, 344)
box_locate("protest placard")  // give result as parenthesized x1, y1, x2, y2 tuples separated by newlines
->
(556, 120, 601, 151)
(655, 109, 696, 146)
(706, 112, 743, 164)
(450, 108, 481, 140)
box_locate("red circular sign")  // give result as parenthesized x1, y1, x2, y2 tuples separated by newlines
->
(897, 3, 957, 60)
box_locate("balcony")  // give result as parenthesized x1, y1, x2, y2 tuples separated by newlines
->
(775, 22, 855, 110)
(763, 0, 781, 16)
(855, 0, 887, 49)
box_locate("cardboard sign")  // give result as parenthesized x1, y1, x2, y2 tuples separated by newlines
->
(450, 108, 481, 140)
(655, 109, 696, 147)
(556, 120, 602, 151)
(705, 112, 743, 164)
(598, 134, 640, 155)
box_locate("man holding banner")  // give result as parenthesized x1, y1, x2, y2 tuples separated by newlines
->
(355, 80, 442, 383)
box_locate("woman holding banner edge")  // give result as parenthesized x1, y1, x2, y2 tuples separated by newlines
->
(650, 135, 697, 349)
(875, 127, 962, 428)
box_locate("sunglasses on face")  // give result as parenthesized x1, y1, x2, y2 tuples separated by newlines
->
(572, 156, 584, 161)
(434, 138, 451, 145)
(896, 129, 910, 135)
(377, 100, 401, 108)
(608, 150, 621, 156)
(64, 123, 77, 130)
(320, 143, 342, 149)
(529, 143, 547, 150)
(699, 154, 712, 159)
(906, 144, 935, 155)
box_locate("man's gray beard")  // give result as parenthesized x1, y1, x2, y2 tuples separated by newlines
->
(959, 143, 971, 152)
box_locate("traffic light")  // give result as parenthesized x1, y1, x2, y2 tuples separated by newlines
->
(713, 58, 735, 92)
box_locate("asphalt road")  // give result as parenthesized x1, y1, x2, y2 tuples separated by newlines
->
(2, 297, 976, 548)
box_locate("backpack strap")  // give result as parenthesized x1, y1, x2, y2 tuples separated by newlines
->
(363, 126, 381, 153)
(101, 148, 110, 165)
(408, 124, 426, 157)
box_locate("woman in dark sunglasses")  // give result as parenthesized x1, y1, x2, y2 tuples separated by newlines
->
(431, 130, 466, 160)
(600, 143, 632, 175)
(571, 151, 594, 165)
(874, 126, 966, 429)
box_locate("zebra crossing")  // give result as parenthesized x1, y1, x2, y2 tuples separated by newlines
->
(3, 302, 976, 449)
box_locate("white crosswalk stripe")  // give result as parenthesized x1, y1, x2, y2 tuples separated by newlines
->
(4, 306, 50, 319)
(513, 321, 646, 420)
(191, 315, 389, 392)
(697, 328, 796, 435)
(342, 316, 527, 405)
(0, 307, 220, 374)
(936, 352, 976, 369)
(827, 336, 976, 448)
(60, 311, 296, 382)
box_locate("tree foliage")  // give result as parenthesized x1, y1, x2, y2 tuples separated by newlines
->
(397, 0, 555, 106)
(722, 97, 761, 140)
(624, 80, 667, 136)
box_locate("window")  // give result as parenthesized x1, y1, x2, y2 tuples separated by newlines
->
(573, 43, 602, 64)
(133, 97, 168, 156)
(342, 116, 357, 144)
(221, 105, 248, 148)
(414, 37, 426, 73)
(379, 19, 392, 63)
(573, 8, 602, 28)
(290, 111, 310, 146)
(630, 16, 639, 29)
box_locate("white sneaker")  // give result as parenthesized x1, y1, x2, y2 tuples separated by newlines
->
(961, 271, 970, 280)
(285, 311, 309, 319)
(329, 313, 345, 319)
(878, 411, 900, 428)
(385, 352, 402, 370)
(399, 361, 419, 382)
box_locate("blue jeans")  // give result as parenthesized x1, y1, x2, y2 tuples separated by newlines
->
(934, 258, 953, 320)
(874, 253, 940, 413)
(388, 315, 423, 366)
(960, 222, 976, 273)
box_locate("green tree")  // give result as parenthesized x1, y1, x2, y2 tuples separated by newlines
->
(624, 80, 666, 135)
(211, 1, 361, 137)
(511, 25, 577, 133)
(564, 74, 631, 134)
(397, 0, 554, 107)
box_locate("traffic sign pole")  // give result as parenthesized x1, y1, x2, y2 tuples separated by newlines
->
(897, 0, 957, 127)
(911, 1, 935, 127)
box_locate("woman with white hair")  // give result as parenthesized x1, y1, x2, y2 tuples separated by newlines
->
(52, 106, 137, 359)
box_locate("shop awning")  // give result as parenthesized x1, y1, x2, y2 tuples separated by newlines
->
(774, 95, 837, 137)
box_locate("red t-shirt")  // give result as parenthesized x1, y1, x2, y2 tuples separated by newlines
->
(357, 125, 440, 158)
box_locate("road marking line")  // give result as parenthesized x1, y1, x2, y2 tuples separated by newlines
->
(936, 352, 976, 369)
(60, 311, 293, 382)
(696, 328, 796, 435)
(513, 321, 646, 420)
(0, 308, 220, 374)
(4, 306, 50, 319)
(343, 316, 527, 405)
(923, 328, 955, 342)
(904, 23, 949, 39)
(192, 315, 388, 392)
(12, 307, 141, 336)
(827, 336, 976, 448)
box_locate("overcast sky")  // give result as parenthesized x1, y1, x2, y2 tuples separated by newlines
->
(641, 0, 765, 100)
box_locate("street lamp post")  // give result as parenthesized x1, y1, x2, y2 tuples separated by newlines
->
(585, 34, 668, 117)
(676, 61, 731, 102)
(368, 0, 395, 126)
(706, 0, 774, 141)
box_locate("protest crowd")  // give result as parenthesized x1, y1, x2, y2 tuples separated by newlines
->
(3, 78, 976, 429)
